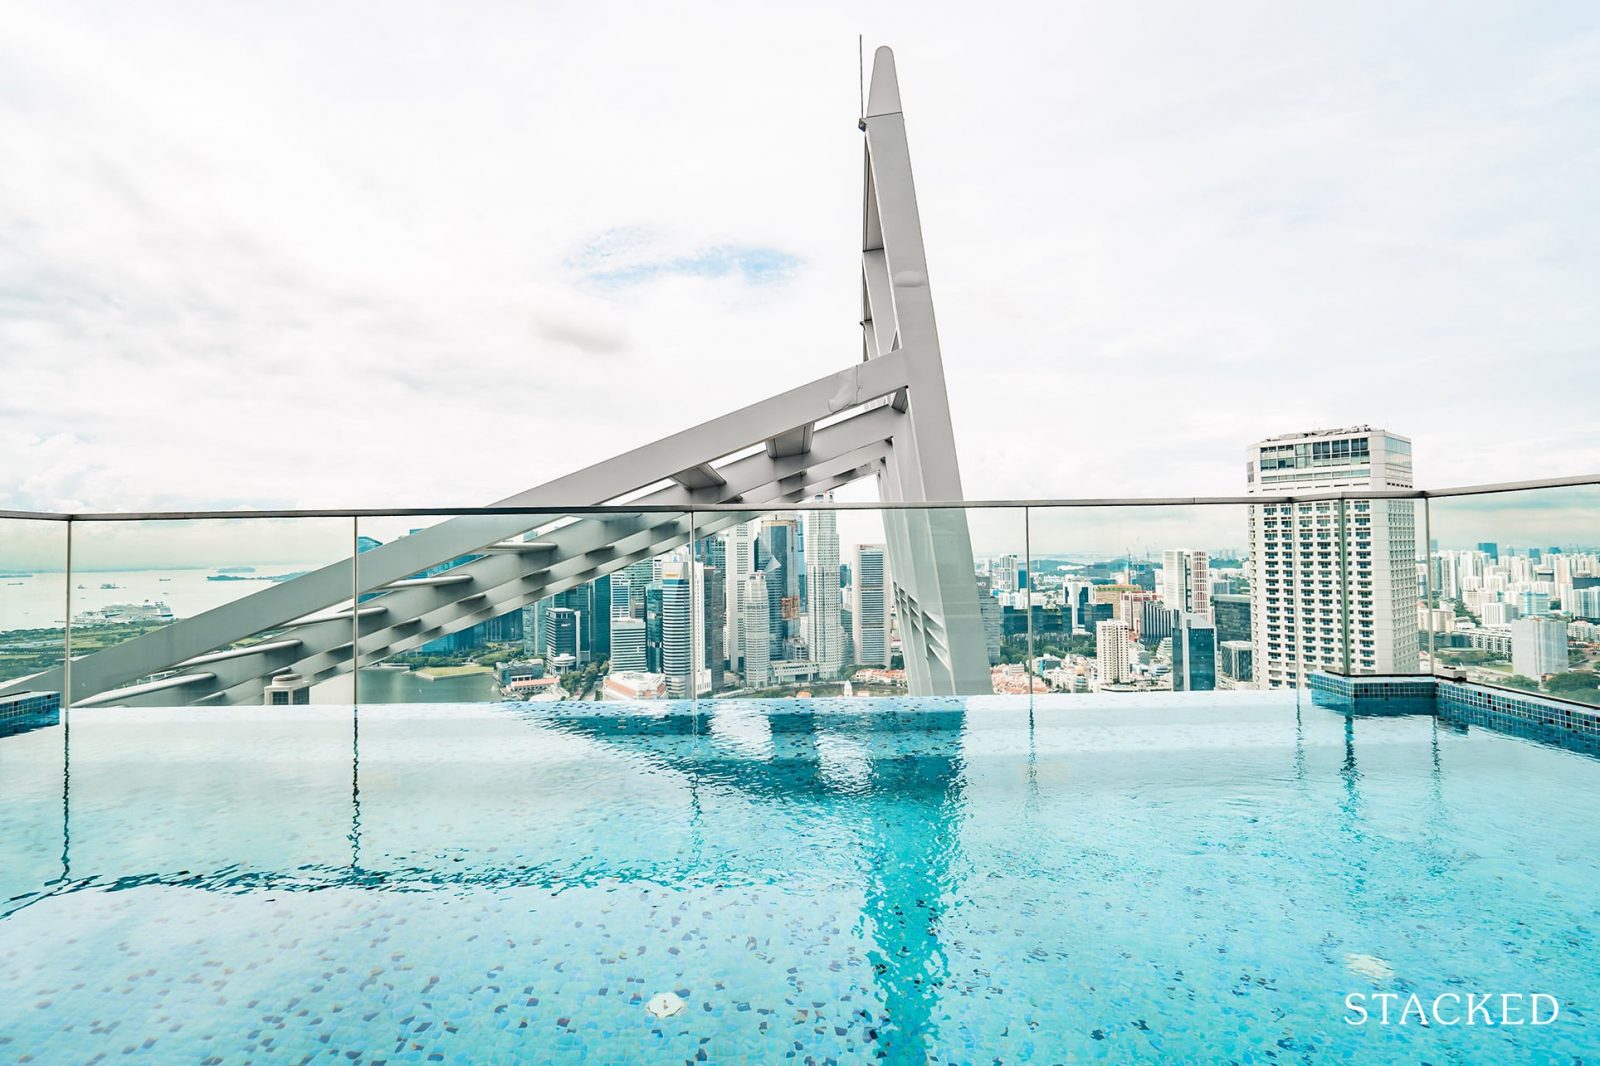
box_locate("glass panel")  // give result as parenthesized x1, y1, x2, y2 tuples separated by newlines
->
(65, 518, 356, 708)
(695, 501, 1026, 699)
(1345, 496, 1426, 676)
(1425, 484, 1600, 702)
(1027, 504, 1247, 694)
(0, 517, 67, 718)
(355, 510, 691, 704)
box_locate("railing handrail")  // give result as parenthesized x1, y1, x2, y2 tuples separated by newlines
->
(2, 472, 1597, 522)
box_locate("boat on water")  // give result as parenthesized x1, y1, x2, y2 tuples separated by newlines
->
(100, 582, 121, 590)
(72, 601, 176, 626)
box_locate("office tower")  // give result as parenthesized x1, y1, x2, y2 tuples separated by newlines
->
(660, 560, 696, 698)
(853, 544, 889, 667)
(1137, 599, 1176, 648)
(610, 576, 632, 620)
(530, 578, 611, 664)
(1161, 549, 1211, 618)
(1096, 620, 1132, 685)
(724, 522, 756, 674)
(804, 503, 845, 680)
(1512, 617, 1568, 679)
(625, 558, 653, 617)
(695, 532, 726, 575)
(757, 517, 799, 658)
(544, 607, 581, 671)
(1218, 640, 1254, 684)
(1476, 542, 1500, 563)
(1172, 614, 1217, 692)
(1213, 594, 1251, 645)
(743, 572, 772, 687)
(610, 617, 648, 672)
(644, 584, 663, 672)
(1247, 427, 1420, 686)
(700, 562, 724, 693)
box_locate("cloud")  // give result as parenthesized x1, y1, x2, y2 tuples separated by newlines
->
(0, 0, 1597, 531)
(567, 228, 801, 289)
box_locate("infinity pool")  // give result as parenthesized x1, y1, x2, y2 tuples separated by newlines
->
(2, 694, 1596, 1063)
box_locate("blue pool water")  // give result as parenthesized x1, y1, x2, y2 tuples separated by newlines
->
(1, 693, 1597, 1063)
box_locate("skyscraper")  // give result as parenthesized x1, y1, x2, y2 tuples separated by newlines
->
(610, 576, 632, 620)
(660, 559, 699, 698)
(1172, 614, 1217, 692)
(610, 617, 647, 672)
(544, 607, 580, 671)
(804, 503, 845, 680)
(1213, 593, 1251, 645)
(1161, 549, 1211, 618)
(742, 571, 771, 688)
(699, 562, 725, 693)
(1247, 427, 1420, 686)
(757, 515, 801, 655)
(853, 544, 889, 668)
(724, 521, 756, 675)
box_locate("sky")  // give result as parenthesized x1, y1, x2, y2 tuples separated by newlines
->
(3, 1, 1599, 538)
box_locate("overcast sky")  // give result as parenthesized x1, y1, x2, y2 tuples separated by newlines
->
(3, 1, 1599, 520)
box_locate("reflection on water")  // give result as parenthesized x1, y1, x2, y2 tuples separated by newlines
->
(356, 666, 499, 703)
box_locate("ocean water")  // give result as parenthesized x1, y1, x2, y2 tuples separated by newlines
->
(0, 566, 330, 631)
(1, 693, 1597, 1063)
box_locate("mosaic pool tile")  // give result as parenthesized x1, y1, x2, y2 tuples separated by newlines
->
(1, 696, 1596, 1062)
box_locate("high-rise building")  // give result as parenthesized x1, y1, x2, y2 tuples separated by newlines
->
(853, 544, 889, 667)
(528, 578, 611, 664)
(1172, 614, 1217, 692)
(644, 584, 664, 672)
(1247, 427, 1420, 686)
(757, 517, 799, 659)
(1213, 593, 1251, 645)
(1096, 620, 1132, 686)
(1476, 542, 1500, 563)
(624, 559, 654, 618)
(1512, 617, 1568, 679)
(660, 560, 694, 697)
(1218, 640, 1254, 684)
(724, 522, 756, 673)
(804, 503, 845, 680)
(1137, 600, 1176, 648)
(700, 562, 725, 693)
(543, 607, 581, 671)
(610, 576, 632, 620)
(743, 571, 771, 688)
(610, 617, 647, 672)
(1161, 550, 1211, 618)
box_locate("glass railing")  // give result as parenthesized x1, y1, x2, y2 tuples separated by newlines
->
(2, 476, 1596, 713)
(1425, 483, 1600, 705)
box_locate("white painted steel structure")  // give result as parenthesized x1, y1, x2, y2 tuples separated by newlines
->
(0, 47, 992, 707)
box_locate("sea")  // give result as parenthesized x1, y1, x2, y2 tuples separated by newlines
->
(0, 567, 325, 631)
(0, 566, 503, 703)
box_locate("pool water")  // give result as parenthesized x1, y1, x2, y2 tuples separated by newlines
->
(1, 693, 1597, 1063)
